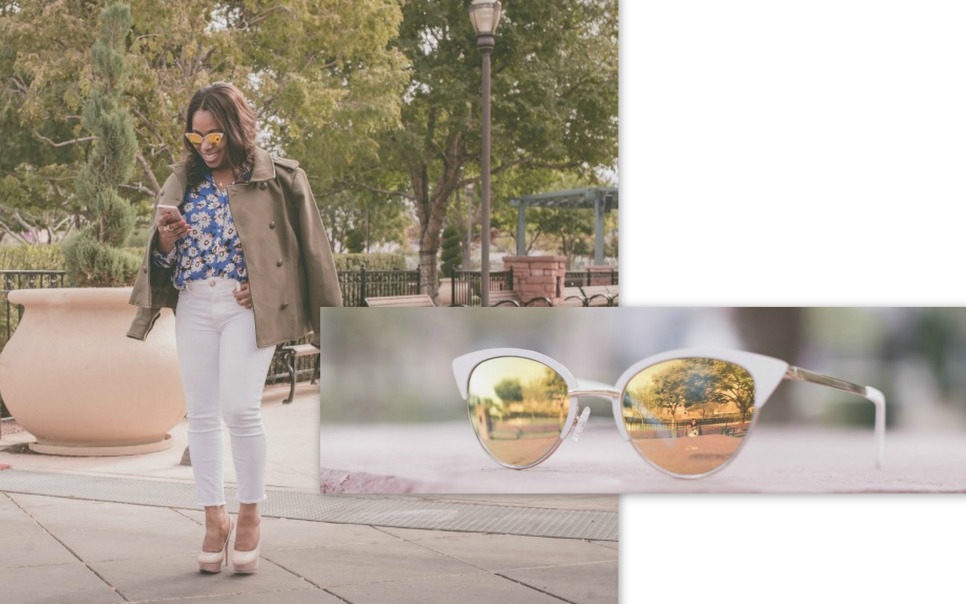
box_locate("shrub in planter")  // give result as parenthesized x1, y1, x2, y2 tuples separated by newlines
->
(61, 3, 139, 287)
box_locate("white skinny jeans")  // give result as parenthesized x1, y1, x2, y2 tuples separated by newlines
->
(175, 278, 276, 507)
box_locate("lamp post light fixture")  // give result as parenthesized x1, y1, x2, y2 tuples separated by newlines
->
(469, 0, 502, 307)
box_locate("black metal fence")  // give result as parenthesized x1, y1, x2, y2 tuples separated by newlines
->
(449, 268, 514, 307)
(339, 268, 421, 307)
(0, 270, 67, 354)
(564, 268, 619, 288)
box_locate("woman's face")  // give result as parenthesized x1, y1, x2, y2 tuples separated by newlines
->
(189, 109, 229, 171)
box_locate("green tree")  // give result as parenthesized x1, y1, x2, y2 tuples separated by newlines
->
(345, 228, 365, 254)
(351, 0, 618, 299)
(61, 3, 140, 287)
(1, 1, 408, 240)
(440, 224, 462, 276)
(710, 362, 756, 423)
(493, 377, 523, 403)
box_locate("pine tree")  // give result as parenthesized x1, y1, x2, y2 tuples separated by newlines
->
(62, 3, 139, 287)
(440, 225, 462, 277)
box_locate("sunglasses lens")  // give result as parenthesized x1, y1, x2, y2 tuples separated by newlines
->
(467, 357, 570, 468)
(185, 133, 223, 146)
(620, 358, 756, 476)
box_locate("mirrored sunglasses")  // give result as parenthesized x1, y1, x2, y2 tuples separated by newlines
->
(184, 132, 224, 147)
(452, 348, 885, 479)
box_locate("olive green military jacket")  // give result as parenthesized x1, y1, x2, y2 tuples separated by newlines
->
(127, 147, 343, 348)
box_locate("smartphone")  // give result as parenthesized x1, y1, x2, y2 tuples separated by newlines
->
(156, 204, 183, 227)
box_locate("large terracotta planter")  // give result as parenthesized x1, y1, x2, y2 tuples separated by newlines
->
(0, 287, 185, 455)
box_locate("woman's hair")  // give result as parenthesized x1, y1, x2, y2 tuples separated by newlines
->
(183, 82, 257, 187)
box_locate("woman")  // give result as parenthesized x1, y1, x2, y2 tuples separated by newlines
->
(128, 82, 342, 574)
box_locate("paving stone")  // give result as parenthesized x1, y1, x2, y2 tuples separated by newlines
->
(500, 560, 618, 604)
(415, 533, 619, 571)
(14, 497, 190, 532)
(5, 492, 69, 508)
(375, 526, 475, 541)
(0, 523, 79, 568)
(329, 571, 568, 604)
(258, 516, 401, 551)
(54, 518, 205, 563)
(266, 539, 484, 587)
(0, 562, 123, 603)
(94, 553, 309, 602)
(0, 503, 43, 535)
(135, 587, 345, 603)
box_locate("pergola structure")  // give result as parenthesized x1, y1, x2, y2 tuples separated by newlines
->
(508, 187, 618, 265)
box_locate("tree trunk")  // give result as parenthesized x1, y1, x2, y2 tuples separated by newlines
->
(411, 132, 466, 303)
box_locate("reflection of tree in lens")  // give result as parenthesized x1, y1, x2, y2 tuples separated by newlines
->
(467, 358, 570, 467)
(622, 358, 757, 476)
(494, 378, 523, 403)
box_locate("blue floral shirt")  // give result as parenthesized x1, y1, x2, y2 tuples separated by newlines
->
(151, 173, 249, 288)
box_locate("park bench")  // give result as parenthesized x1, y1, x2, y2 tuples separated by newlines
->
(488, 290, 553, 307)
(562, 286, 588, 306)
(364, 294, 436, 307)
(580, 285, 617, 306)
(561, 285, 617, 306)
(276, 343, 320, 404)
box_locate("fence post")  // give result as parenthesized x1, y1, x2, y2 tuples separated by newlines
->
(359, 267, 367, 307)
(450, 268, 456, 306)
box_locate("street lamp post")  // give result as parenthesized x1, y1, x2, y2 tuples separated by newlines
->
(469, 0, 502, 307)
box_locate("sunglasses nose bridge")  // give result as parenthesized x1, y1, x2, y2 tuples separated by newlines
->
(570, 379, 619, 399)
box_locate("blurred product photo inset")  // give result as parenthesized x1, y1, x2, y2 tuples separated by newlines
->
(318, 307, 966, 494)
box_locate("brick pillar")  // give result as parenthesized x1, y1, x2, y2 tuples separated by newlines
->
(503, 255, 567, 303)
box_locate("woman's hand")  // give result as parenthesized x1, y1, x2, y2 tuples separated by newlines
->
(156, 215, 189, 254)
(233, 282, 254, 309)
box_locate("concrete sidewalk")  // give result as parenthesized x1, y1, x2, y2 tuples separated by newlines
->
(0, 383, 619, 604)
(0, 491, 617, 604)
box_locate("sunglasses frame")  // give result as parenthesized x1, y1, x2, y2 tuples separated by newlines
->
(453, 347, 886, 479)
(184, 131, 225, 147)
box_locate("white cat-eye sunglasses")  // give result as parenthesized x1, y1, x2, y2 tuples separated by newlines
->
(453, 348, 885, 479)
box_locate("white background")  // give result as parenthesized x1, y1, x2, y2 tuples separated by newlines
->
(621, 1, 964, 602)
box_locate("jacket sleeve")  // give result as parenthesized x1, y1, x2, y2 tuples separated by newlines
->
(293, 167, 343, 346)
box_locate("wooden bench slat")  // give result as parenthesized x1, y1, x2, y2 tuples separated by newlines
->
(365, 294, 436, 307)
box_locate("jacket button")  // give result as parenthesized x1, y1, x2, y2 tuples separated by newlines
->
(276, 259, 283, 267)
(269, 221, 276, 229)
(259, 182, 267, 190)
(142, 266, 148, 273)
(280, 302, 289, 310)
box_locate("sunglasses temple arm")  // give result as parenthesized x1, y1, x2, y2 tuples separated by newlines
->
(784, 366, 886, 468)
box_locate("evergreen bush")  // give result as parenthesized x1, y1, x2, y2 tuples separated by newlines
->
(61, 3, 140, 287)
(440, 225, 462, 276)
(334, 253, 409, 272)
(0, 245, 65, 270)
(345, 229, 365, 253)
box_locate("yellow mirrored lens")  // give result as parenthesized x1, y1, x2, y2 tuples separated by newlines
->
(185, 132, 223, 146)
(620, 358, 756, 476)
(467, 357, 570, 467)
